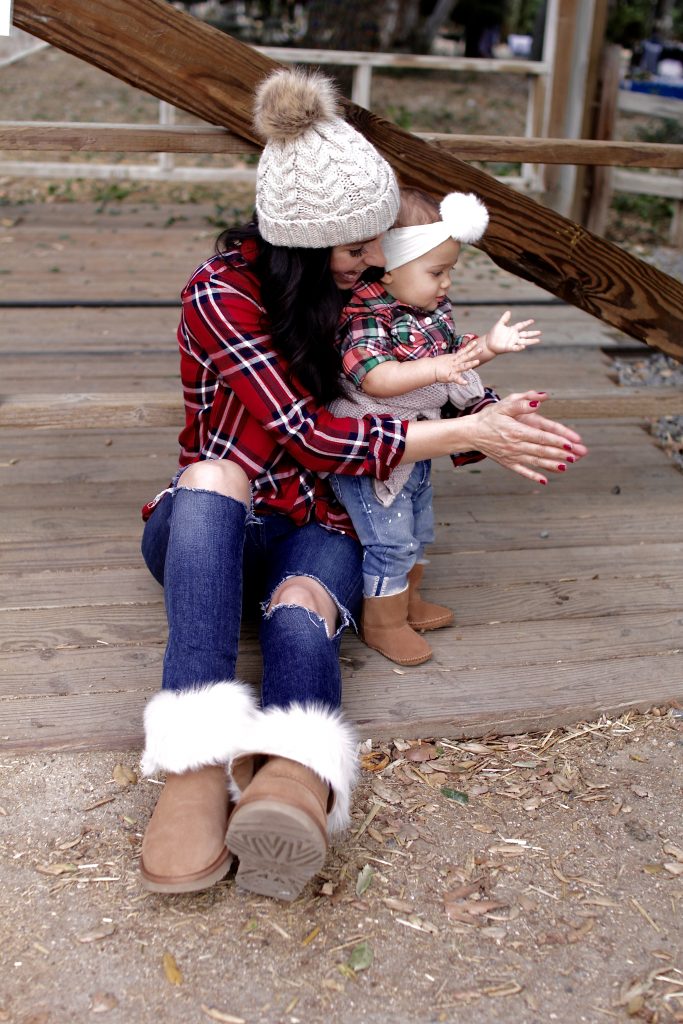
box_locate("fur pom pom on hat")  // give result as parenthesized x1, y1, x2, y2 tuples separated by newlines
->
(254, 68, 340, 143)
(254, 68, 399, 249)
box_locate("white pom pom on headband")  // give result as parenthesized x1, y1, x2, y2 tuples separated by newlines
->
(381, 192, 489, 272)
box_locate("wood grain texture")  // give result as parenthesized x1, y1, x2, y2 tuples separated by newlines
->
(12, 0, 683, 358)
(2, 387, 680, 429)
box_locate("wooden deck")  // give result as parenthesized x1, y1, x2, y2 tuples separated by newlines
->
(1, 202, 682, 751)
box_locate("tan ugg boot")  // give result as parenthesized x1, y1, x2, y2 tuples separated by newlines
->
(407, 563, 454, 631)
(226, 704, 358, 901)
(227, 756, 330, 901)
(140, 765, 232, 893)
(360, 588, 432, 665)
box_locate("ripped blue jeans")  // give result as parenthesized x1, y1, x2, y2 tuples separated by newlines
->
(141, 485, 362, 711)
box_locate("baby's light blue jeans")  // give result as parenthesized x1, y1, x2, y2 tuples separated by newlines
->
(330, 460, 435, 598)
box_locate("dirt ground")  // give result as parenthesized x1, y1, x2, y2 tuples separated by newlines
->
(2, 34, 683, 1024)
(1, 711, 682, 1024)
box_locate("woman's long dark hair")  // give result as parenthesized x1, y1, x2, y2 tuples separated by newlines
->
(216, 220, 347, 405)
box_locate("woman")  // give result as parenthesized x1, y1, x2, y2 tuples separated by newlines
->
(138, 68, 586, 902)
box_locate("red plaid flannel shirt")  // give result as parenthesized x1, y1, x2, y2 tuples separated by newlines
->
(142, 241, 407, 532)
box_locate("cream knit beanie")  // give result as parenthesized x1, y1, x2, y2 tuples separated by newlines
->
(253, 68, 399, 248)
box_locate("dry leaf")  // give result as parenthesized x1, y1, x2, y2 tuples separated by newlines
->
(201, 1007, 246, 1024)
(405, 743, 438, 763)
(460, 899, 507, 917)
(356, 864, 374, 896)
(112, 764, 138, 786)
(78, 923, 116, 943)
(663, 843, 683, 862)
(663, 862, 683, 876)
(162, 952, 183, 986)
(371, 779, 402, 804)
(35, 862, 77, 876)
(360, 751, 390, 772)
(551, 773, 575, 793)
(630, 784, 649, 798)
(383, 897, 415, 913)
(90, 992, 118, 1014)
(444, 881, 484, 902)
(568, 917, 595, 942)
(396, 915, 439, 934)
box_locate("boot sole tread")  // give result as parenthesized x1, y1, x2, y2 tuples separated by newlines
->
(226, 800, 327, 902)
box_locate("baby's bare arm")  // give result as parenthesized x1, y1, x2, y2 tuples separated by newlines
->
(362, 340, 480, 397)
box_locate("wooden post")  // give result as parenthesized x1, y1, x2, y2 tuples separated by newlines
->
(584, 44, 621, 235)
(12, 0, 683, 358)
(543, 0, 609, 218)
(569, 0, 610, 222)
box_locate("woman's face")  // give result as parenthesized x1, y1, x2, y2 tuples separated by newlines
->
(330, 236, 386, 289)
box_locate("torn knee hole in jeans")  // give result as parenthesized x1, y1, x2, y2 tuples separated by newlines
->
(262, 574, 353, 641)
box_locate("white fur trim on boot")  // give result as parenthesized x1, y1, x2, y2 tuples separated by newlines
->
(229, 703, 358, 834)
(141, 681, 259, 777)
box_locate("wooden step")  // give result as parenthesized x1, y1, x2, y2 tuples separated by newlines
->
(1, 387, 681, 429)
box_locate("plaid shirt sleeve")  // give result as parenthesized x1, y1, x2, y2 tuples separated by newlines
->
(338, 309, 397, 387)
(180, 260, 407, 478)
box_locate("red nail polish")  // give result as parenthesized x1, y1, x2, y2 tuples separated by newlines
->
(540, 478, 547, 485)
(537, 391, 547, 395)
(529, 400, 539, 408)
(557, 463, 566, 472)
(563, 444, 573, 451)
(566, 455, 576, 464)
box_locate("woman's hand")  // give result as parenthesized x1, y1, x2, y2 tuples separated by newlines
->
(470, 391, 587, 484)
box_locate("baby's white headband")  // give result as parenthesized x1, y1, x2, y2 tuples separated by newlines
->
(381, 192, 489, 272)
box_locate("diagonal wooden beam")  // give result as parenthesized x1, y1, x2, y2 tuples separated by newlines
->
(12, 0, 683, 359)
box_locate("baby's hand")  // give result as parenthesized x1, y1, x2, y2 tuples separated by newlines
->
(484, 311, 541, 355)
(432, 338, 480, 384)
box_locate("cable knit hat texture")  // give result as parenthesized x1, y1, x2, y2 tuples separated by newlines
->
(253, 68, 399, 248)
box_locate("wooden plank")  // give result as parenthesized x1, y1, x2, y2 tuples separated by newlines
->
(618, 88, 683, 118)
(612, 168, 683, 200)
(3, 566, 682, 636)
(4, 539, 682, 607)
(423, 134, 683, 168)
(1, 608, 679, 696)
(4, 121, 683, 168)
(1, 649, 680, 751)
(12, 0, 683, 358)
(0, 566, 161, 609)
(0, 121, 258, 153)
(1, 386, 680, 429)
(3, 492, 682, 550)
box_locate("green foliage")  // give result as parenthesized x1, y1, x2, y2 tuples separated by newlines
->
(606, 0, 655, 46)
(609, 193, 674, 246)
(93, 182, 136, 211)
(384, 105, 413, 131)
(635, 117, 683, 145)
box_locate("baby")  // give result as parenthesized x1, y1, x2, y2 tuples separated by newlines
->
(329, 188, 541, 666)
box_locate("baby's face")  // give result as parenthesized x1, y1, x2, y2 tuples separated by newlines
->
(382, 238, 461, 312)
